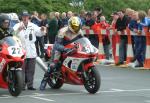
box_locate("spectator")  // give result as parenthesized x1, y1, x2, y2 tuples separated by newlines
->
(110, 12, 119, 27)
(48, 12, 58, 44)
(85, 12, 95, 28)
(125, 8, 134, 23)
(55, 12, 63, 29)
(110, 12, 119, 59)
(79, 10, 86, 26)
(31, 11, 43, 57)
(67, 11, 73, 20)
(73, 12, 79, 17)
(115, 10, 128, 65)
(31, 11, 41, 26)
(40, 13, 48, 44)
(84, 11, 98, 48)
(139, 13, 150, 27)
(35, 13, 48, 58)
(132, 10, 147, 67)
(125, 9, 136, 60)
(128, 11, 138, 31)
(100, 16, 111, 59)
(92, 11, 98, 23)
(94, 6, 103, 22)
(13, 10, 46, 90)
(128, 11, 139, 62)
(61, 12, 68, 27)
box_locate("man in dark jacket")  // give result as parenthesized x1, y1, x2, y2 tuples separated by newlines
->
(48, 12, 59, 44)
(115, 10, 128, 65)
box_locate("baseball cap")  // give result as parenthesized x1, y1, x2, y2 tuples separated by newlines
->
(21, 10, 30, 16)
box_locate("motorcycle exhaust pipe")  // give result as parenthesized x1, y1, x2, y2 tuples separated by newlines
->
(36, 57, 48, 72)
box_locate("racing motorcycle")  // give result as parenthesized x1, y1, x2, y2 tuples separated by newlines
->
(0, 36, 25, 96)
(47, 35, 101, 94)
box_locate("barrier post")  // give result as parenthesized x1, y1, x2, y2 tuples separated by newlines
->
(126, 27, 134, 64)
(114, 31, 120, 64)
(111, 29, 116, 60)
(98, 28, 105, 59)
(144, 27, 150, 69)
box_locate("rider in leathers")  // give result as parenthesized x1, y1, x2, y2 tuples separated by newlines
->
(40, 16, 83, 90)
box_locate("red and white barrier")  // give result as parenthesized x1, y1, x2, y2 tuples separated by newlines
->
(82, 28, 150, 69)
(144, 27, 150, 69)
(126, 27, 134, 64)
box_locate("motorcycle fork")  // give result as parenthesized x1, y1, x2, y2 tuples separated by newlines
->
(7, 69, 15, 87)
(81, 64, 88, 81)
(7, 67, 22, 83)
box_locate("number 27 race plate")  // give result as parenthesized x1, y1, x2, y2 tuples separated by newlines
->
(8, 46, 23, 57)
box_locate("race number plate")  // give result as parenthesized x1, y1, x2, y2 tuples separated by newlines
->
(8, 46, 23, 57)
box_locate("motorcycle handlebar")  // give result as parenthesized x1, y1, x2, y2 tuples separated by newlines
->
(65, 47, 77, 56)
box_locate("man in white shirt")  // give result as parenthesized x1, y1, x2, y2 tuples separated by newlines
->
(13, 10, 45, 90)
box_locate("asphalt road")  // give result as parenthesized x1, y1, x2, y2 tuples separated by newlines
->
(0, 63, 150, 103)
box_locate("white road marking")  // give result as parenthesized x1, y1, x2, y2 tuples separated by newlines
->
(0, 96, 11, 98)
(31, 96, 54, 102)
(145, 100, 150, 103)
(1, 95, 11, 97)
(32, 93, 41, 95)
(110, 89, 125, 92)
(82, 88, 150, 93)
(108, 88, 150, 92)
(0, 95, 11, 98)
(0, 88, 150, 99)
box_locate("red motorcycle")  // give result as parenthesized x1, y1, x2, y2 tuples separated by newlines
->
(0, 36, 25, 96)
(47, 36, 101, 94)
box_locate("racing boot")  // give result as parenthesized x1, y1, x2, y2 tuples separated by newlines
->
(40, 65, 51, 90)
(40, 62, 58, 90)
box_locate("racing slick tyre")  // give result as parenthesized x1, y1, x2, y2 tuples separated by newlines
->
(84, 66, 101, 94)
(8, 70, 23, 97)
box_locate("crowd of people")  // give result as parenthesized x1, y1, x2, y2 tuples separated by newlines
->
(29, 8, 150, 68)
(0, 7, 150, 90)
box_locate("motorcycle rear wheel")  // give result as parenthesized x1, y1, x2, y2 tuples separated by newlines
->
(84, 66, 101, 94)
(8, 70, 23, 97)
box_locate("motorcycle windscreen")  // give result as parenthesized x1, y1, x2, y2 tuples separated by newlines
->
(74, 37, 98, 54)
(0, 36, 23, 57)
(0, 36, 21, 47)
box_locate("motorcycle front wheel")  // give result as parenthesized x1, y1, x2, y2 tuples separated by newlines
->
(47, 71, 64, 89)
(8, 69, 23, 97)
(84, 66, 101, 94)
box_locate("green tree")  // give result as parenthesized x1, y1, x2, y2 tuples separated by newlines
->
(0, 0, 149, 16)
